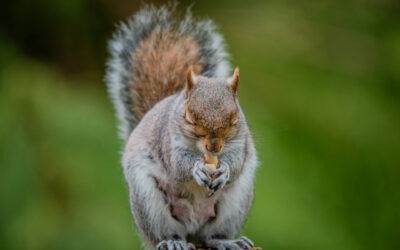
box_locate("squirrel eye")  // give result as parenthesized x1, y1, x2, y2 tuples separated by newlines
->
(193, 133, 201, 139)
(185, 111, 195, 125)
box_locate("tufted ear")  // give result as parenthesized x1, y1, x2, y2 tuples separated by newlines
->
(184, 66, 197, 98)
(228, 67, 239, 94)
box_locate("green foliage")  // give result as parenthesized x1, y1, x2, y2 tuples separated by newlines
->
(1, 0, 399, 249)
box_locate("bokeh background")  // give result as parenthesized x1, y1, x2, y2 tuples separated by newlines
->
(1, 0, 400, 249)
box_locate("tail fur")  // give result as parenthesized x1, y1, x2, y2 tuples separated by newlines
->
(105, 3, 231, 140)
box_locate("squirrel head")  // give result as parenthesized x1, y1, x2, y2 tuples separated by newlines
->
(181, 66, 240, 155)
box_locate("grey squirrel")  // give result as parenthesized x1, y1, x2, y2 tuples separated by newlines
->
(105, 4, 258, 250)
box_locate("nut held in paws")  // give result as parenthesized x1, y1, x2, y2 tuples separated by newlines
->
(204, 154, 218, 173)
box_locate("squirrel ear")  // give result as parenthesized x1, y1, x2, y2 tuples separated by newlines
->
(185, 66, 197, 98)
(228, 67, 239, 94)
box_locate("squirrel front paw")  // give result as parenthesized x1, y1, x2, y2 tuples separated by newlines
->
(210, 163, 230, 190)
(193, 161, 230, 190)
(193, 161, 213, 188)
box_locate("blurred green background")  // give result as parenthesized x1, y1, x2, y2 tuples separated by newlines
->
(1, 0, 399, 249)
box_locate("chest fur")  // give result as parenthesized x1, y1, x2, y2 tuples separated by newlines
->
(156, 177, 220, 232)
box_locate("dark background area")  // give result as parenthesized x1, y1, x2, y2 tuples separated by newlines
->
(1, 0, 400, 249)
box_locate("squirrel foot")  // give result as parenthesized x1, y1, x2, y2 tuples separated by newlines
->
(156, 240, 196, 250)
(205, 236, 254, 250)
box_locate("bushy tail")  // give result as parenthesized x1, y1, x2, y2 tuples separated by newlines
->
(105, 3, 231, 140)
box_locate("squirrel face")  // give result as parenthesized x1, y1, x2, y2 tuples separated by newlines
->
(181, 67, 240, 155)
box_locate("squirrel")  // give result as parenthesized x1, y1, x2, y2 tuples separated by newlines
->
(105, 4, 258, 250)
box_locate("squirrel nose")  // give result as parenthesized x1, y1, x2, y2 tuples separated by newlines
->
(206, 142, 221, 153)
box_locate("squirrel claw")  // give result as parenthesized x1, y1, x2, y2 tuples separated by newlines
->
(193, 162, 213, 188)
(211, 165, 229, 190)
(206, 236, 254, 250)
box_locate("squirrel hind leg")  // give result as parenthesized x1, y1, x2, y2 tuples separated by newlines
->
(156, 240, 196, 250)
(204, 236, 254, 250)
